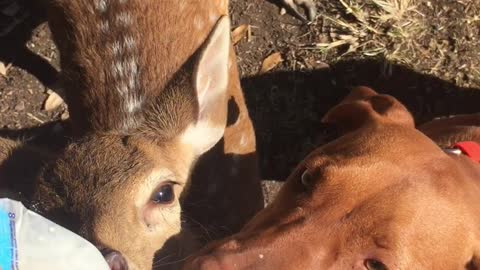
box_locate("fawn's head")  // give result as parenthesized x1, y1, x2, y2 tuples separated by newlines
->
(41, 17, 232, 270)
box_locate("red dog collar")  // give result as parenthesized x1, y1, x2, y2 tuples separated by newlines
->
(452, 141, 480, 163)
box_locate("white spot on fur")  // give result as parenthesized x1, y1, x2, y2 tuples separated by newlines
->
(116, 12, 133, 26)
(111, 56, 141, 118)
(120, 117, 139, 131)
(228, 58, 233, 69)
(115, 82, 129, 95)
(95, 0, 107, 12)
(112, 57, 137, 78)
(111, 41, 122, 55)
(124, 35, 136, 50)
(127, 57, 138, 74)
(113, 61, 125, 77)
(99, 21, 109, 32)
(194, 15, 205, 30)
(101, 0, 143, 129)
(128, 76, 136, 89)
(126, 96, 143, 113)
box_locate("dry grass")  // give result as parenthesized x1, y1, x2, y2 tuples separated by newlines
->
(306, 0, 426, 64)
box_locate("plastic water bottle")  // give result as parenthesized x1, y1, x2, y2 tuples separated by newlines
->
(0, 198, 110, 270)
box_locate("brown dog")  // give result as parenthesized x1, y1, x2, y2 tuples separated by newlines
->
(183, 86, 480, 270)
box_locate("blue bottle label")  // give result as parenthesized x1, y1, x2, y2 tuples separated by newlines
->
(0, 210, 18, 270)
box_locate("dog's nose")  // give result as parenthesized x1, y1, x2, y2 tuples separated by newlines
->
(100, 248, 129, 270)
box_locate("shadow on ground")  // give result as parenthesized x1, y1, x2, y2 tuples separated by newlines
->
(242, 58, 480, 181)
(0, 0, 57, 86)
(3, 57, 479, 184)
(0, 120, 69, 150)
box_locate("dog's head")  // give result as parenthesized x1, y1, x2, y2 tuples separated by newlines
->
(184, 87, 480, 270)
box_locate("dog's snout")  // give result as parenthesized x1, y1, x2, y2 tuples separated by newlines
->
(184, 238, 267, 270)
(187, 255, 228, 270)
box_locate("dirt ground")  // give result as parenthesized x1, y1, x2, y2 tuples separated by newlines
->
(1, 0, 480, 186)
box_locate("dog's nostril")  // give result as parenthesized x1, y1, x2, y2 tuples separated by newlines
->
(102, 249, 129, 270)
(466, 257, 479, 270)
(370, 95, 394, 114)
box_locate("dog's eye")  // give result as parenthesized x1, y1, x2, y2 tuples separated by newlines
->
(301, 169, 313, 187)
(152, 183, 175, 204)
(365, 259, 387, 270)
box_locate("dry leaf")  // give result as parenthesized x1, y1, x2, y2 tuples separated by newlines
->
(247, 25, 252, 42)
(44, 90, 65, 111)
(260, 52, 283, 74)
(0, 62, 6, 76)
(232, 24, 249, 45)
(27, 113, 45, 124)
(0, 61, 11, 77)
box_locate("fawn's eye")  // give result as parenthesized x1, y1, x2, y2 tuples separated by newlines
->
(152, 183, 175, 204)
(365, 259, 388, 270)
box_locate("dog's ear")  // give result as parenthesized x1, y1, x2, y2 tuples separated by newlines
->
(418, 114, 480, 146)
(322, 86, 414, 133)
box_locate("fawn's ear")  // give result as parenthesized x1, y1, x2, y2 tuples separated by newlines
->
(322, 86, 414, 134)
(182, 16, 231, 155)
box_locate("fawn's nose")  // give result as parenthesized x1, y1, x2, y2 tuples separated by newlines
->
(100, 248, 129, 270)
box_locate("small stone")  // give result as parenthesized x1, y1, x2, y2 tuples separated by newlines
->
(305, 58, 330, 70)
(314, 61, 330, 69)
(44, 90, 65, 111)
(0, 104, 9, 113)
(14, 101, 25, 111)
